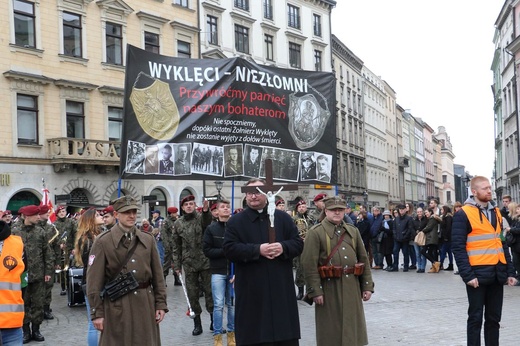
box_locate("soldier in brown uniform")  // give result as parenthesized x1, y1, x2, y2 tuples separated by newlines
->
(86, 196, 167, 346)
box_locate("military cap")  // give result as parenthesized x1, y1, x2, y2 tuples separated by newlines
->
(296, 200, 306, 207)
(324, 197, 347, 210)
(19, 205, 40, 216)
(397, 204, 407, 210)
(233, 208, 244, 214)
(275, 199, 285, 206)
(3, 210, 11, 216)
(301, 152, 313, 161)
(39, 205, 50, 215)
(196, 207, 203, 212)
(313, 193, 327, 202)
(56, 206, 66, 213)
(210, 204, 217, 211)
(181, 195, 195, 206)
(167, 206, 178, 214)
(101, 205, 114, 215)
(111, 196, 139, 213)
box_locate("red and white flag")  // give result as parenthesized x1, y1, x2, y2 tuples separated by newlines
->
(41, 187, 56, 223)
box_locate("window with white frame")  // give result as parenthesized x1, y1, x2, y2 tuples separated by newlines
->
(235, 24, 249, 54)
(314, 49, 322, 71)
(177, 40, 191, 58)
(17, 94, 38, 145)
(289, 42, 301, 68)
(145, 31, 160, 54)
(106, 22, 123, 65)
(108, 106, 123, 142)
(265, 34, 274, 61)
(207, 15, 218, 45)
(288, 4, 300, 29)
(66, 101, 85, 139)
(14, 0, 36, 48)
(313, 14, 322, 37)
(173, 0, 188, 7)
(63, 12, 82, 57)
(263, 0, 273, 20)
(234, 0, 249, 11)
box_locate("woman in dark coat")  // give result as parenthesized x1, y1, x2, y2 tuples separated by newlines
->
(74, 209, 104, 346)
(355, 211, 371, 255)
(439, 206, 454, 270)
(421, 208, 440, 273)
(381, 210, 395, 270)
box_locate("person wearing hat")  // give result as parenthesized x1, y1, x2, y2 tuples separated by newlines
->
(54, 205, 77, 296)
(2, 210, 13, 226)
(210, 203, 219, 221)
(86, 196, 168, 346)
(101, 205, 116, 231)
(0, 219, 26, 345)
(172, 195, 213, 336)
(11, 205, 53, 343)
(300, 152, 317, 180)
(161, 207, 181, 286)
(301, 196, 374, 345)
(38, 205, 58, 320)
(275, 199, 286, 212)
(380, 210, 395, 270)
(310, 193, 327, 223)
(293, 200, 314, 300)
(389, 204, 415, 272)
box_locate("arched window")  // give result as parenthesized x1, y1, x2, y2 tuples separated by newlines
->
(6, 191, 40, 216)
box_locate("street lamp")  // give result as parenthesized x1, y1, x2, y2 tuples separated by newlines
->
(362, 190, 368, 206)
(214, 181, 223, 201)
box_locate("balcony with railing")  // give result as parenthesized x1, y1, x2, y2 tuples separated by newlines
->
(47, 138, 121, 173)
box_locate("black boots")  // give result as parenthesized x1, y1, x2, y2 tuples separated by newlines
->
(445, 264, 454, 271)
(173, 272, 182, 286)
(23, 324, 31, 344)
(296, 287, 304, 300)
(32, 324, 45, 342)
(43, 305, 54, 320)
(210, 312, 214, 331)
(192, 315, 203, 336)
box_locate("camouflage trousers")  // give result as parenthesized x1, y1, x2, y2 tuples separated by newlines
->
(44, 278, 54, 306)
(293, 255, 305, 288)
(163, 247, 173, 278)
(184, 269, 213, 316)
(22, 281, 45, 325)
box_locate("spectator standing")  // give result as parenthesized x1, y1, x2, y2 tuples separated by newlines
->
(452, 176, 517, 345)
(203, 200, 236, 346)
(439, 206, 454, 271)
(381, 210, 395, 270)
(421, 209, 441, 273)
(370, 207, 384, 269)
(412, 208, 428, 273)
(389, 204, 414, 272)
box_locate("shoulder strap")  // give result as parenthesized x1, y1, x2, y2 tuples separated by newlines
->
(323, 231, 348, 266)
(111, 240, 139, 281)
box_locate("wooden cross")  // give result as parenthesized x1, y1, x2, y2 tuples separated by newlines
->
(241, 159, 299, 243)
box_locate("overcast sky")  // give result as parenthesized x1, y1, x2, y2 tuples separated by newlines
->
(331, 0, 504, 178)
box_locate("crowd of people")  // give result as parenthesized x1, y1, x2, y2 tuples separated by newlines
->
(2, 174, 520, 345)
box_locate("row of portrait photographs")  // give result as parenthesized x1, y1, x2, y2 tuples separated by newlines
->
(124, 140, 332, 183)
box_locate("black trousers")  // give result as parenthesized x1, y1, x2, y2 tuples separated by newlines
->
(465, 279, 503, 346)
(421, 244, 438, 264)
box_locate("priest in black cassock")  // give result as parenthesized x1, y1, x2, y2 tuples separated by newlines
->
(223, 178, 303, 346)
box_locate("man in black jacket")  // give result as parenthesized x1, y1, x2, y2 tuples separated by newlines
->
(390, 204, 414, 272)
(203, 200, 235, 346)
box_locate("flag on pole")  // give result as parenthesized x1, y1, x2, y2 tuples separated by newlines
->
(41, 180, 56, 223)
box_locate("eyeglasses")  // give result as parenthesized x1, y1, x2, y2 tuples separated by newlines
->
(246, 192, 261, 197)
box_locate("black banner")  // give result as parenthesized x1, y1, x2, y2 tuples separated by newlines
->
(120, 45, 337, 184)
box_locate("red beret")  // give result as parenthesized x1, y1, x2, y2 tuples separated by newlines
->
(233, 208, 243, 214)
(210, 204, 217, 211)
(56, 206, 66, 213)
(196, 207, 203, 212)
(3, 210, 11, 216)
(39, 205, 50, 215)
(296, 200, 306, 207)
(181, 195, 195, 206)
(313, 193, 327, 202)
(167, 207, 178, 214)
(275, 199, 285, 206)
(101, 205, 114, 215)
(20, 205, 40, 216)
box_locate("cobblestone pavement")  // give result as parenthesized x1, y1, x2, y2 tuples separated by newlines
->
(36, 265, 520, 346)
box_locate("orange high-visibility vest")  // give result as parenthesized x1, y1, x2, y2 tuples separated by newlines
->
(462, 205, 505, 266)
(0, 235, 25, 328)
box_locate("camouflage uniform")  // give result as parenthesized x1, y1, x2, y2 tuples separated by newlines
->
(54, 216, 77, 291)
(161, 215, 175, 278)
(11, 222, 54, 327)
(293, 212, 315, 290)
(310, 208, 323, 225)
(39, 220, 58, 317)
(172, 211, 213, 316)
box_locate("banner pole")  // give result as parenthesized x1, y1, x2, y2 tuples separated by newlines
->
(232, 180, 235, 212)
(118, 178, 122, 198)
